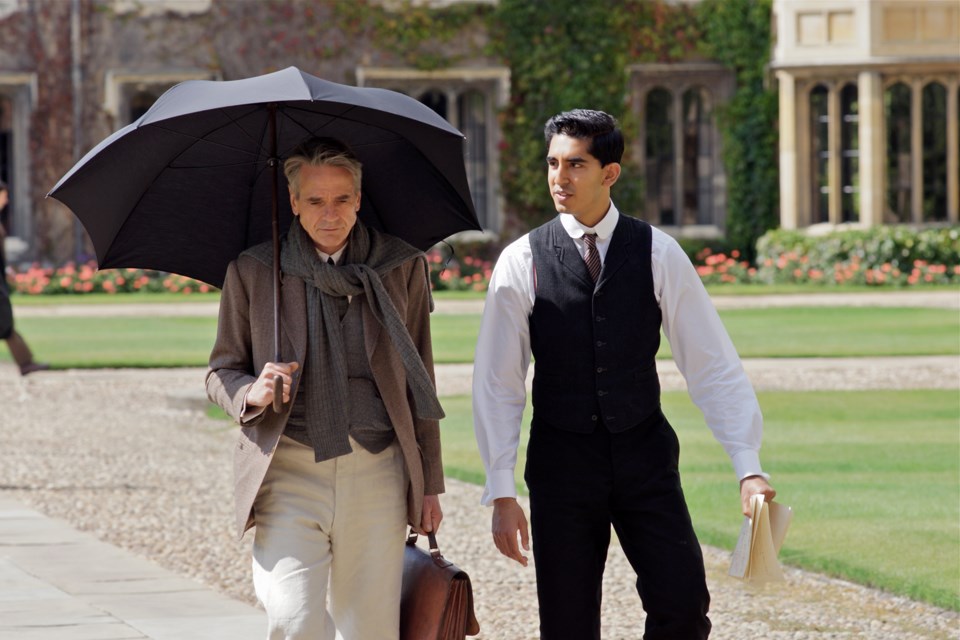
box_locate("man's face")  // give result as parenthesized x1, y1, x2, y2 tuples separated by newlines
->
(546, 134, 619, 227)
(290, 164, 360, 254)
(0, 189, 8, 211)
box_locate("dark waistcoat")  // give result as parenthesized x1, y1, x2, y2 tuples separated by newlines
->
(529, 215, 661, 433)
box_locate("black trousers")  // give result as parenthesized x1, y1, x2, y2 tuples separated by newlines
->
(524, 410, 711, 640)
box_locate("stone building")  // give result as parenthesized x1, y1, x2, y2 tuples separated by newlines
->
(0, 0, 505, 264)
(0, 0, 957, 267)
(772, 0, 960, 230)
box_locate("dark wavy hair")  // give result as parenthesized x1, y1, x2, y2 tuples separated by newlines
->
(543, 109, 624, 167)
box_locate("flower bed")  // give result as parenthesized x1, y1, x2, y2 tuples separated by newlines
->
(7, 262, 214, 295)
(6, 225, 958, 295)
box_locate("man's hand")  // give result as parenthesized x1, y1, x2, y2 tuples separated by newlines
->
(492, 497, 529, 567)
(246, 362, 299, 408)
(420, 495, 443, 534)
(740, 475, 777, 516)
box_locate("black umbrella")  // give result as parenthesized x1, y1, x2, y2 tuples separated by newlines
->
(49, 66, 481, 409)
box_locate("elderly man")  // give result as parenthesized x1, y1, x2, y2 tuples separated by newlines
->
(206, 137, 444, 639)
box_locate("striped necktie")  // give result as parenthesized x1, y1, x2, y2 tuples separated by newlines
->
(583, 233, 601, 283)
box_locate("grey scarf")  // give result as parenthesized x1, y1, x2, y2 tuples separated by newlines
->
(279, 219, 445, 462)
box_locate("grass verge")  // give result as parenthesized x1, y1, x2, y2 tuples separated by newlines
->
(436, 390, 960, 611)
(3, 306, 957, 368)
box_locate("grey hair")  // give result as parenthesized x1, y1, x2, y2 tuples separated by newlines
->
(283, 137, 362, 196)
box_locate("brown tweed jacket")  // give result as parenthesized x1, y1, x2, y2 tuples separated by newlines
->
(205, 249, 444, 539)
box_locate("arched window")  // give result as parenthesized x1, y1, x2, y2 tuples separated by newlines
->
(681, 87, 713, 225)
(458, 91, 488, 226)
(885, 82, 912, 222)
(810, 85, 829, 224)
(922, 82, 947, 222)
(840, 83, 859, 223)
(645, 88, 674, 225)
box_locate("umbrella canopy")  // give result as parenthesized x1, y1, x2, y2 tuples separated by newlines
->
(48, 66, 480, 289)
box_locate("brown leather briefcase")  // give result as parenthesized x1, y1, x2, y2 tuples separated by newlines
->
(400, 530, 480, 640)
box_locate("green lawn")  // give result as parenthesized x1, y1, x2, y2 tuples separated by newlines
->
(437, 390, 960, 611)
(3, 305, 957, 368)
(5, 294, 958, 610)
(6, 316, 219, 369)
(435, 307, 960, 363)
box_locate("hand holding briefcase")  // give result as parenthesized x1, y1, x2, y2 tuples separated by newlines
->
(400, 529, 480, 640)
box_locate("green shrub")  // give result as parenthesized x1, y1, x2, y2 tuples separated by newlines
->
(755, 226, 960, 286)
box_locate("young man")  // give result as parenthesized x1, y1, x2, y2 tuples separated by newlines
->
(473, 110, 775, 639)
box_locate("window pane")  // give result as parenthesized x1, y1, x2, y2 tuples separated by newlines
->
(682, 87, 713, 226)
(130, 91, 159, 123)
(922, 82, 947, 222)
(885, 82, 912, 222)
(418, 90, 448, 119)
(810, 85, 829, 224)
(840, 83, 859, 223)
(645, 88, 674, 225)
(457, 91, 489, 228)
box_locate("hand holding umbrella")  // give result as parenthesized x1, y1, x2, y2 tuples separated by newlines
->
(247, 361, 299, 410)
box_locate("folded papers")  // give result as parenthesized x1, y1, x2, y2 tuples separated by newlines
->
(729, 493, 793, 583)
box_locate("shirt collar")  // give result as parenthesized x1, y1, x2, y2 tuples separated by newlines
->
(559, 201, 620, 241)
(316, 245, 347, 264)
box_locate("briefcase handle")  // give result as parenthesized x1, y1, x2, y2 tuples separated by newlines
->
(406, 528, 444, 562)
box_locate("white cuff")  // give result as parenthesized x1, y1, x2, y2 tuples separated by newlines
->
(481, 469, 518, 506)
(731, 449, 768, 482)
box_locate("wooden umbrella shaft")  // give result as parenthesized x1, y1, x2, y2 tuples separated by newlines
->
(269, 103, 283, 413)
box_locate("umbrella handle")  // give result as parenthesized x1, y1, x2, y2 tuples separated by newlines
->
(272, 375, 283, 413)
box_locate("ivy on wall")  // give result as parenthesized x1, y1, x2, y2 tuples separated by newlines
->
(698, 0, 779, 259)
(19, 0, 777, 263)
(332, 0, 493, 71)
(493, 0, 636, 232)
(492, 0, 776, 249)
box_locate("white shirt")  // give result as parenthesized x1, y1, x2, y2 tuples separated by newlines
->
(472, 202, 766, 505)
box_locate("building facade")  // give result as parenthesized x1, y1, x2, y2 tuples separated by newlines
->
(772, 0, 960, 231)
(0, 0, 506, 264)
(0, 0, 957, 266)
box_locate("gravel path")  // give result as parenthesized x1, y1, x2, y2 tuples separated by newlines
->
(1, 361, 957, 639)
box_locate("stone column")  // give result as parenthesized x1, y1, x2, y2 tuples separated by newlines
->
(858, 71, 885, 227)
(673, 92, 684, 227)
(911, 80, 923, 223)
(777, 70, 799, 229)
(828, 84, 842, 225)
(947, 80, 959, 223)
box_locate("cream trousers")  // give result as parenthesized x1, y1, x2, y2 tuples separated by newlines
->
(252, 435, 408, 640)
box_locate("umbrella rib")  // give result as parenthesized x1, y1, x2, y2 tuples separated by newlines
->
(278, 105, 407, 152)
(146, 106, 273, 167)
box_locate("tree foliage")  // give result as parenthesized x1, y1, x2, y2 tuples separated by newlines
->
(493, 0, 635, 232)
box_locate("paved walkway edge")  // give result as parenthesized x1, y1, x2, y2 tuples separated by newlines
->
(0, 497, 264, 640)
